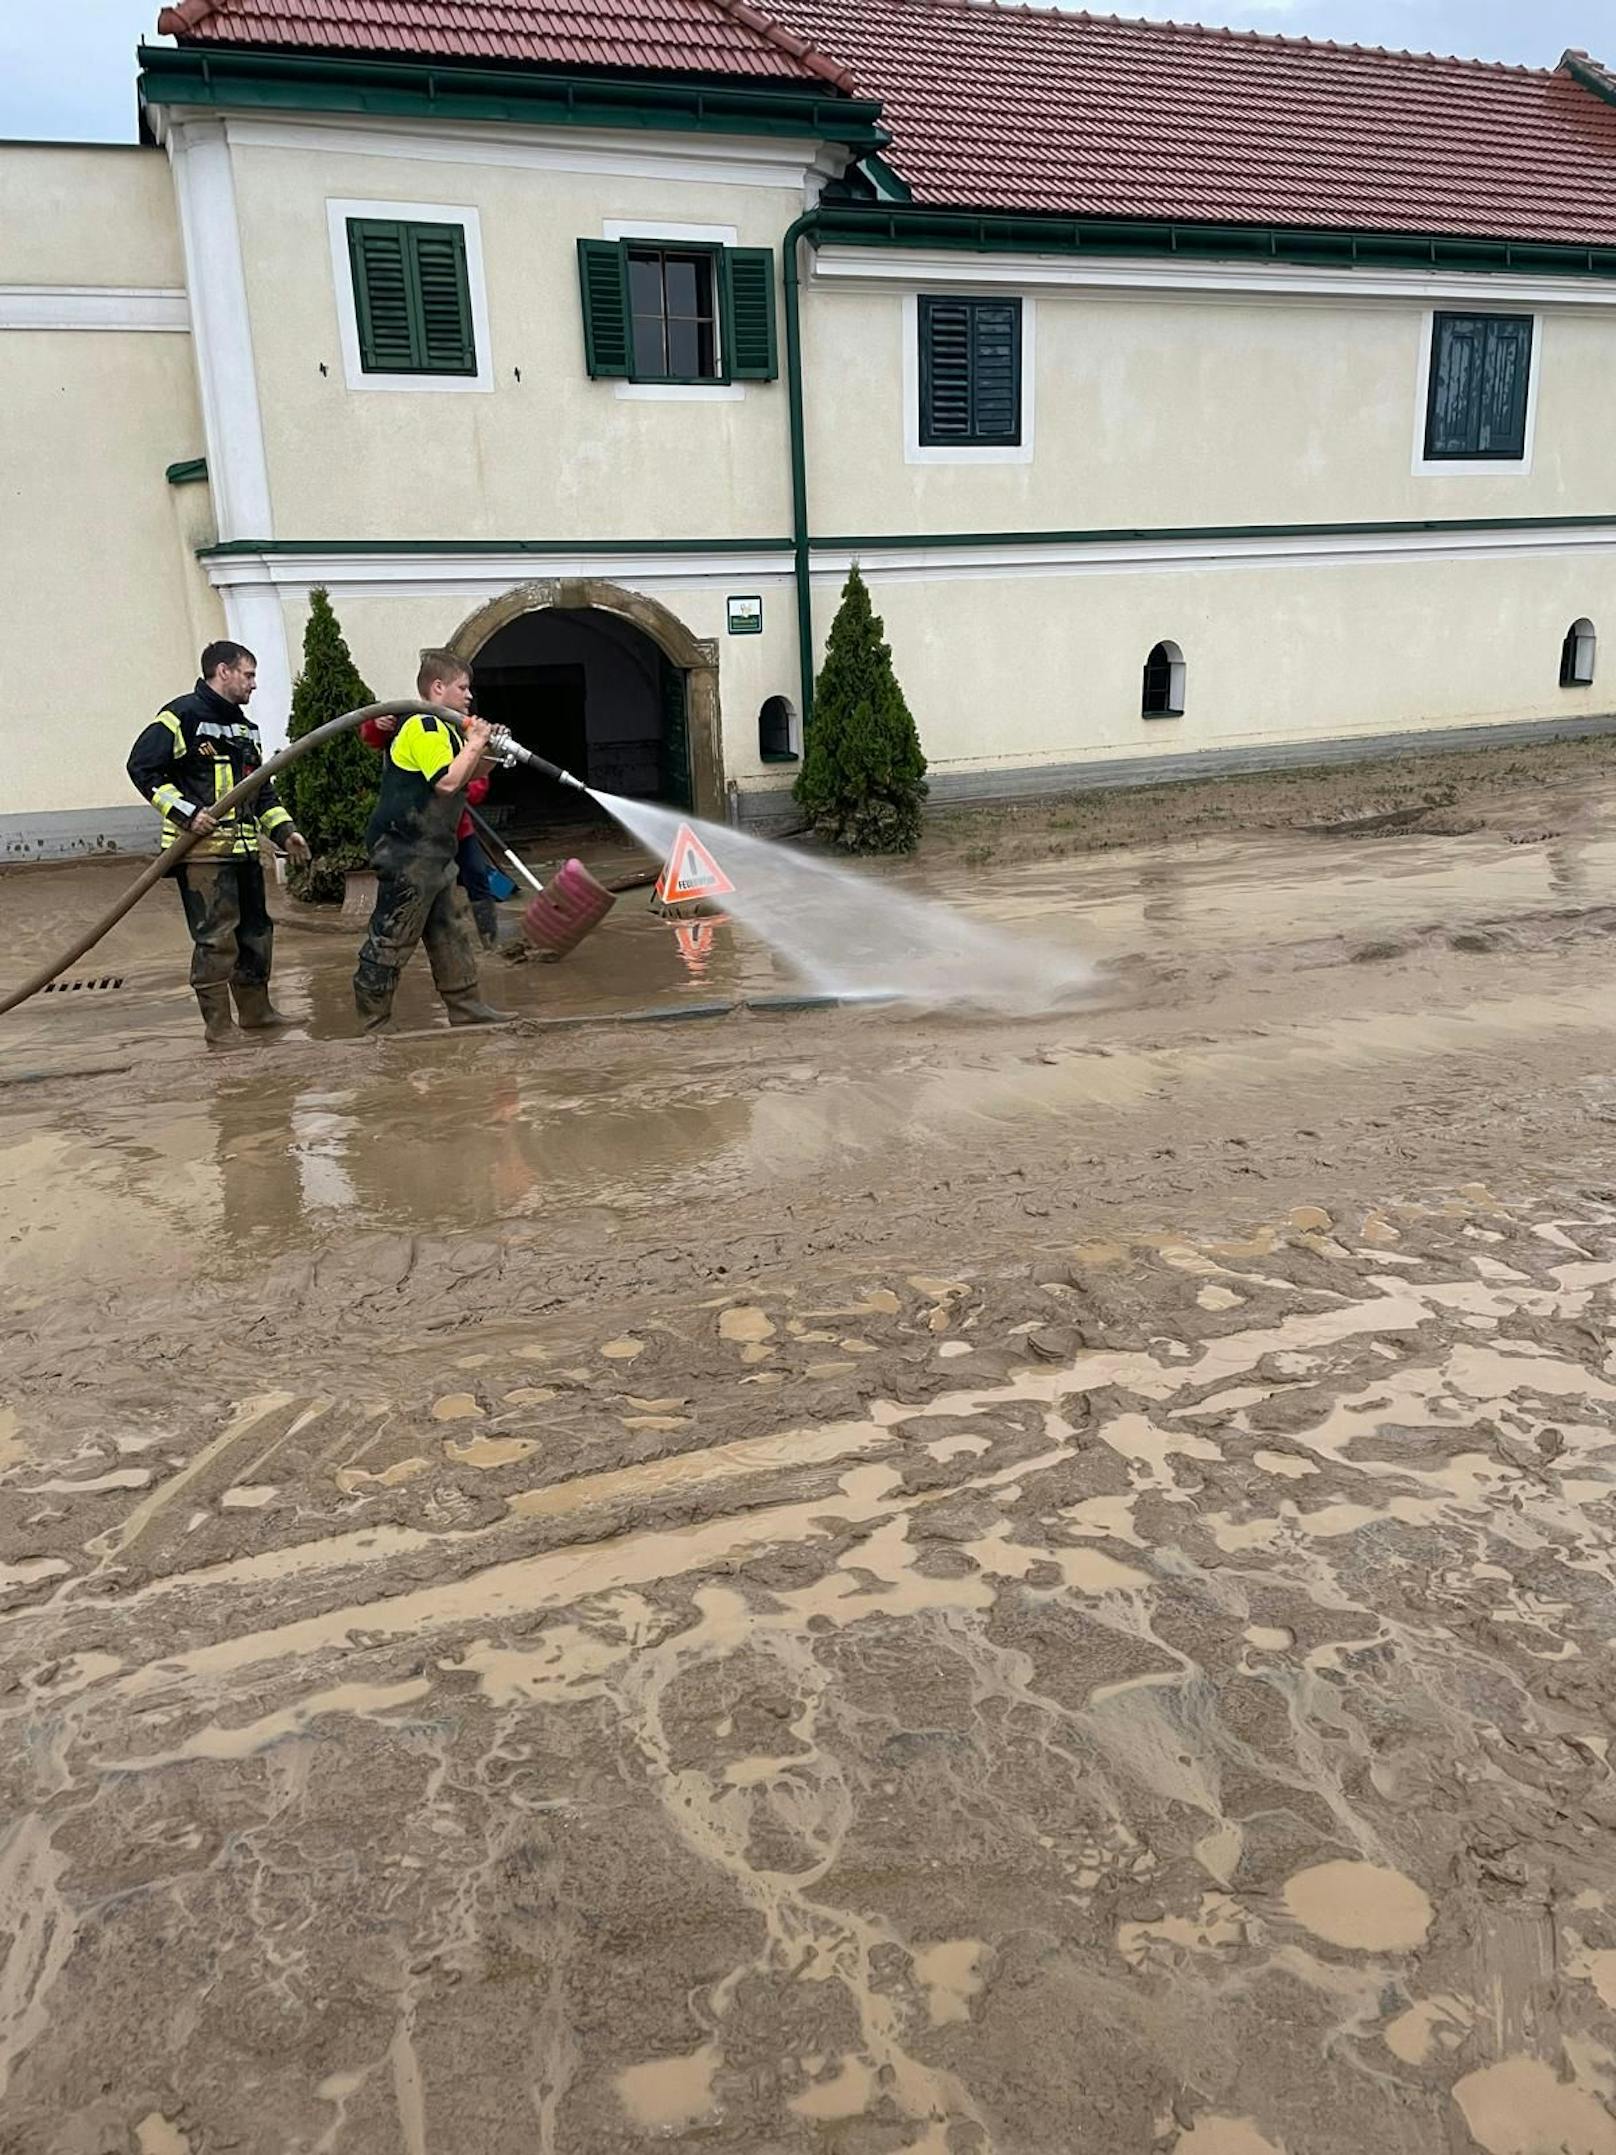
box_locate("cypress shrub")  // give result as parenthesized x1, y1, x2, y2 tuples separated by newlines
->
(794, 565, 927, 853)
(281, 587, 378, 903)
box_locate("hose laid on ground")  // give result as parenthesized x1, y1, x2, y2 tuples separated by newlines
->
(0, 698, 459, 1022)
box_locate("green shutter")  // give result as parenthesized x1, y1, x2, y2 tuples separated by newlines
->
(969, 301, 1021, 442)
(411, 222, 475, 374)
(1426, 313, 1532, 459)
(1477, 315, 1532, 455)
(578, 238, 632, 378)
(722, 248, 778, 380)
(920, 296, 1021, 445)
(920, 298, 972, 441)
(348, 217, 475, 376)
(349, 220, 417, 374)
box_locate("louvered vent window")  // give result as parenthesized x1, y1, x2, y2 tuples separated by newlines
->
(919, 296, 1022, 446)
(347, 218, 476, 377)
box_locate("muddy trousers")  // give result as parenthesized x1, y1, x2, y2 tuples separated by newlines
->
(174, 857, 274, 991)
(353, 850, 482, 1029)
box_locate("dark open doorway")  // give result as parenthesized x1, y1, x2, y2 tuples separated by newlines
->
(469, 606, 692, 832)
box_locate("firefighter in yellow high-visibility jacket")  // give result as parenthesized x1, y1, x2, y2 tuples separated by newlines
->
(127, 641, 310, 1047)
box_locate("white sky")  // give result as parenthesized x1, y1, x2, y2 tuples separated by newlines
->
(5, 0, 1616, 142)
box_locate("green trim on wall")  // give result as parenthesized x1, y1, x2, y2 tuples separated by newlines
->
(137, 45, 889, 151)
(198, 512, 1616, 564)
(165, 456, 208, 487)
(811, 513, 1616, 548)
(808, 203, 1616, 282)
(198, 536, 794, 558)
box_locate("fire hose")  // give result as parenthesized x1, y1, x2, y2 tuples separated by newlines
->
(0, 700, 593, 1022)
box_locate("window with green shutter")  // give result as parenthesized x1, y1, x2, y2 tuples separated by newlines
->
(348, 218, 476, 377)
(920, 296, 1022, 446)
(576, 239, 777, 384)
(1424, 313, 1533, 460)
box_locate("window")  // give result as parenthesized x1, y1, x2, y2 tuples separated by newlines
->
(919, 296, 1022, 446)
(576, 240, 777, 384)
(1561, 619, 1597, 689)
(629, 248, 718, 381)
(759, 695, 798, 762)
(1424, 313, 1533, 462)
(347, 218, 475, 376)
(1142, 642, 1185, 719)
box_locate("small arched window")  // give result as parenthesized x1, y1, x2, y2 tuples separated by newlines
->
(1560, 619, 1597, 689)
(759, 694, 799, 761)
(1142, 640, 1186, 718)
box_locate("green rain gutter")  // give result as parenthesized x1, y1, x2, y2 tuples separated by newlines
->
(783, 207, 823, 731)
(136, 44, 889, 149)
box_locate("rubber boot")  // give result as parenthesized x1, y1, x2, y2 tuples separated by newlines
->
(471, 897, 501, 951)
(441, 987, 516, 1027)
(353, 963, 399, 1035)
(196, 984, 242, 1050)
(232, 982, 294, 1031)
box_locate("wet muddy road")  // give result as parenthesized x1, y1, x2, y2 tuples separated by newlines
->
(5, 781, 1616, 2152)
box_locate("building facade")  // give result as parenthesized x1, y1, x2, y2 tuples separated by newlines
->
(6, 0, 1616, 858)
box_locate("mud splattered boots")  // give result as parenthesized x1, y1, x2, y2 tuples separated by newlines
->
(442, 987, 516, 1027)
(232, 983, 295, 1031)
(471, 898, 501, 951)
(195, 984, 242, 1049)
(353, 961, 398, 1034)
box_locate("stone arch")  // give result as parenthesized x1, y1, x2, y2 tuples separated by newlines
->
(443, 579, 724, 818)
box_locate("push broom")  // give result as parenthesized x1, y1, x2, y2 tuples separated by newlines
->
(471, 738, 616, 960)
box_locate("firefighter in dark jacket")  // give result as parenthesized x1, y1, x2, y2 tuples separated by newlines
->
(127, 640, 310, 1047)
(352, 649, 511, 1033)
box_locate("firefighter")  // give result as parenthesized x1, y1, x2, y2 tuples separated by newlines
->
(352, 650, 512, 1033)
(356, 710, 501, 948)
(127, 641, 310, 1047)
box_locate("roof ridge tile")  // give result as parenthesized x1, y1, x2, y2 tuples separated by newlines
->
(701, 0, 857, 90)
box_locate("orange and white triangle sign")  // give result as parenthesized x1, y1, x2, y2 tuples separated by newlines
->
(655, 822, 737, 906)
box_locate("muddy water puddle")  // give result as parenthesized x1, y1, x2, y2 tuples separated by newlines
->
(6, 969, 1616, 1292)
(6, 1194, 1616, 2148)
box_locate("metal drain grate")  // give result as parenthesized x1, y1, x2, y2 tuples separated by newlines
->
(42, 976, 126, 994)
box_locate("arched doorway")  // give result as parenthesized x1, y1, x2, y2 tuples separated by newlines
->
(445, 579, 723, 825)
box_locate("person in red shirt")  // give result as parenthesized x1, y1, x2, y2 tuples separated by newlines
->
(359, 709, 501, 947)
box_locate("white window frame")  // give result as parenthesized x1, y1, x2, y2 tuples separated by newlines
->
(1411, 308, 1542, 477)
(903, 291, 1035, 467)
(602, 218, 744, 402)
(326, 196, 494, 394)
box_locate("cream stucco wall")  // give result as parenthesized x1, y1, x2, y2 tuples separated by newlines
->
(0, 147, 222, 839)
(227, 132, 804, 543)
(832, 548, 1616, 778)
(0, 143, 185, 287)
(804, 280, 1616, 536)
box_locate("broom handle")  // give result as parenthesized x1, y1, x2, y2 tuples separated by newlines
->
(465, 806, 547, 898)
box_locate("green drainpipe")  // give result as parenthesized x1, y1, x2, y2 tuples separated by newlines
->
(783, 207, 822, 732)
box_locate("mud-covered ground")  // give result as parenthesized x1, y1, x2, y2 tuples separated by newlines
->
(5, 749, 1616, 2154)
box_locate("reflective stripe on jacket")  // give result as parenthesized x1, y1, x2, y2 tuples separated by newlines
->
(127, 681, 294, 858)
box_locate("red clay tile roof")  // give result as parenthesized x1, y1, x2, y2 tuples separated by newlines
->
(768, 0, 1616, 246)
(155, 0, 857, 91)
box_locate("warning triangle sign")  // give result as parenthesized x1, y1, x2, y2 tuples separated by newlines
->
(655, 823, 737, 906)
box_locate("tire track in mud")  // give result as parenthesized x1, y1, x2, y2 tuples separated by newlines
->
(5, 1197, 1616, 2147)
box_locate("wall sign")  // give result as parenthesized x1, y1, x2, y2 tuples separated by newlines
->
(727, 595, 763, 636)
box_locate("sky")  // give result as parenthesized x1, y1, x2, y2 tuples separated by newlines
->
(5, 0, 1616, 142)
